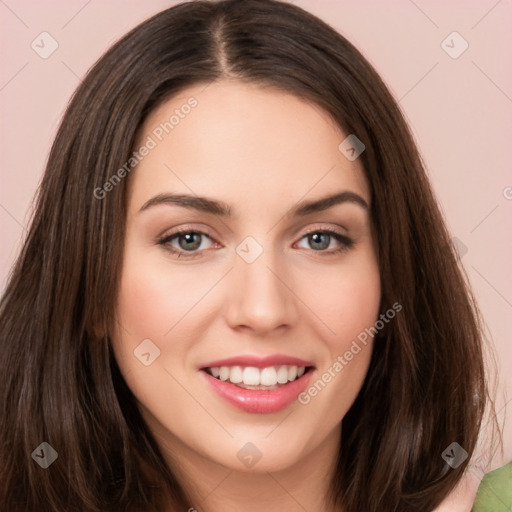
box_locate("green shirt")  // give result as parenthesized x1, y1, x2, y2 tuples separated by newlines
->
(471, 462, 512, 511)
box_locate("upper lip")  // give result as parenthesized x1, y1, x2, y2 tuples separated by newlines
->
(200, 354, 315, 370)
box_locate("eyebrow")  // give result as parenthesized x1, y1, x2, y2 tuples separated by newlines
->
(138, 191, 368, 217)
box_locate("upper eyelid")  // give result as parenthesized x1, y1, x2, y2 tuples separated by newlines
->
(159, 226, 351, 249)
(159, 225, 215, 240)
(159, 224, 348, 239)
(299, 225, 348, 237)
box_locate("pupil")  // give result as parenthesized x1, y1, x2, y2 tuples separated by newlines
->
(179, 233, 201, 251)
(310, 233, 329, 250)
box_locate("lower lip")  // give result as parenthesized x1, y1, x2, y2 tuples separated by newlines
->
(201, 370, 314, 414)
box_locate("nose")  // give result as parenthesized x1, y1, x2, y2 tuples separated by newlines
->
(223, 246, 299, 336)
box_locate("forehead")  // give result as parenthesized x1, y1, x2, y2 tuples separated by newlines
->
(128, 80, 370, 214)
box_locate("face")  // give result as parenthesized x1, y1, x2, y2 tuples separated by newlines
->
(112, 80, 381, 475)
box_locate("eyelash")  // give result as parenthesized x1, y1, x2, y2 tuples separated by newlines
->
(157, 227, 354, 260)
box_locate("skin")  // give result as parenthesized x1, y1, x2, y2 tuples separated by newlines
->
(112, 80, 381, 512)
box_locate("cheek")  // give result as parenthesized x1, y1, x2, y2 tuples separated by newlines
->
(116, 271, 173, 337)
(295, 251, 380, 405)
(111, 252, 192, 376)
(335, 272, 381, 343)
(111, 247, 230, 388)
(302, 254, 381, 348)
(111, 254, 212, 416)
(114, 251, 220, 339)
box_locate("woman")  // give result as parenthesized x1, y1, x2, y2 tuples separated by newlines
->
(0, 1, 502, 510)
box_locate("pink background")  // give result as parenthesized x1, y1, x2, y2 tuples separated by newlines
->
(1, 0, 511, 466)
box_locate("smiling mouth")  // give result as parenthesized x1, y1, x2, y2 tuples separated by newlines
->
(202, 365, 314, 390)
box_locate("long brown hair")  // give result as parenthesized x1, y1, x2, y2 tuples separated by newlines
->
(0, 1, 498, 510)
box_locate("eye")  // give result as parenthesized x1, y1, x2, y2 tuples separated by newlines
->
(157, 227, 353, 259)
(158, 229, 216, 258)
(296, 230, 353, 253)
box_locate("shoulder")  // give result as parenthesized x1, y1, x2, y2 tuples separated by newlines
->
(433, 462, 512, 512)
(472, 461, 512, 512)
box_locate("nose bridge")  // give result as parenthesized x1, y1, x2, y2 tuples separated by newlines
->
(224, 236, 298, 333)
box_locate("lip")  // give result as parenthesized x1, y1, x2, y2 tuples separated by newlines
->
(199, 354, 314, 370)
(200, 366, 315, 414)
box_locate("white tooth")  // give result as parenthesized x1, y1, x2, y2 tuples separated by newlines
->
(276, 366, 289, 384)
(219, 366, 230, 381)
(243, 367, 260, 386)
(288, 365, 298, 381)
(211, 367, 220, 378)
(229, 366, 243, 384)
(260, 367, 278, 386)
(297, 366, 305, 377)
